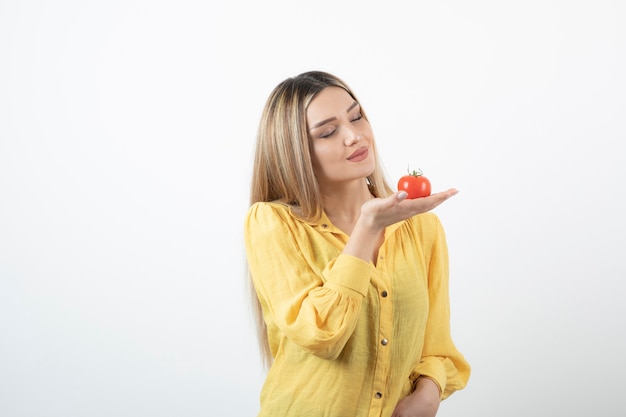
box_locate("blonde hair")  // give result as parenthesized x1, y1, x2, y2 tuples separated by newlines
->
(248, 71, 393, 368)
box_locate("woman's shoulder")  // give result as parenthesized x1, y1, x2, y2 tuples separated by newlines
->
(244, 201, 315, 244)
(247, 201, 293, 218)
(245, 201, 303, 229)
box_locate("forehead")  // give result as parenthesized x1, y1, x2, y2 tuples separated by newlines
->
(306, 87, 355, 121)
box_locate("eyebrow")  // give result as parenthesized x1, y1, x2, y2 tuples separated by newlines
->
(309, 101, 360, 130)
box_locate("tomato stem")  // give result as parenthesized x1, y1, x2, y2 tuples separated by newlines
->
(407, 166, 423, 177)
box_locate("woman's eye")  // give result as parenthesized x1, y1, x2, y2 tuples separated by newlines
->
(351, 113, 363, 122)
(320, 130, 335, 138)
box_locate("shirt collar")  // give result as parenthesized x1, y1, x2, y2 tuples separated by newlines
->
(294, 207, 405, 236)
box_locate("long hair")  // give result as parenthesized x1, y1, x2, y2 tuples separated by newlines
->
(248, 71, 393, 368)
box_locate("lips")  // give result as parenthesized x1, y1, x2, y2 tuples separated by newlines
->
(348, 147, 369, 162)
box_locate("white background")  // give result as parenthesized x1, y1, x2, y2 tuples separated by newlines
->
(1, 1, 625, 416)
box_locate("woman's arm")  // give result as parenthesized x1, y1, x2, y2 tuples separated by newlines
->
(244, 203, 372, 360)
(345, 189, 459, 263)
(244, 191, 459, 361)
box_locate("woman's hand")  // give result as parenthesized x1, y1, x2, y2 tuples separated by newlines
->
(391, 377, 441, 417)
(343, 189, 457, 263)
(359, 189, 458, 232)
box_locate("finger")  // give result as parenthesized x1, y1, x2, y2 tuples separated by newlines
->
(423, 192, 456, 209)
(441, 187, 459, 197)
(423, 188, 459, 204)
(401, 188, 457, 205)
(377, 191, 409, 209)
(430, 188, 459, 198)
(397, 188, 458, 215)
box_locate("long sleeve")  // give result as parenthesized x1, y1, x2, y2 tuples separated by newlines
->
(409, 214, 471, 400)
(244, 202, 373, 360)
(246, 206, 470, 416)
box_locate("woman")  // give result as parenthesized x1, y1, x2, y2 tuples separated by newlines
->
(244, 71, 470, 417)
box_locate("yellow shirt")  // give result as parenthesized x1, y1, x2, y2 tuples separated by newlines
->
(244, 202, 470, 417)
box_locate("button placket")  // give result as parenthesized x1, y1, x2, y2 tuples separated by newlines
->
(369, 255, 392, 414)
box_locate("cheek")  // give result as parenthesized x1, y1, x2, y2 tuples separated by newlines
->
(310, 143, 343, 179)
(310, 142, 334, 167)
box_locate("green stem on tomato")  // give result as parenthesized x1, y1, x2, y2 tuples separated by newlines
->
(407, 166, 423, 177)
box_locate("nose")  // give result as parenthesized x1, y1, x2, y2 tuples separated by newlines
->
(344, 127, 362, 146)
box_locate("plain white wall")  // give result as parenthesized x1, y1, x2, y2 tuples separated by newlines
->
(1, 1, 625, 416)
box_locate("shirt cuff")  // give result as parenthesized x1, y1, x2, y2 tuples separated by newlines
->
(323, 254, 373, 297)
(410, 357, 447, 398)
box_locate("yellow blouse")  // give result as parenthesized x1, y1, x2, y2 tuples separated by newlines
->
(244, 202, 470, 417)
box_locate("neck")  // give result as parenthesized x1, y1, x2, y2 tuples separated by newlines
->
(320, 181, 373, 235)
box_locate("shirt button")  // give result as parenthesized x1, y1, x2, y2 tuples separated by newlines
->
(321, 224, 328, 228)
(375, 392, 383, 399)
(381, 338, 388, 346)
(381, 290, 388, 297)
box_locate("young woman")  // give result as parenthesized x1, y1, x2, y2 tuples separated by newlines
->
(244, 71, 470, 417)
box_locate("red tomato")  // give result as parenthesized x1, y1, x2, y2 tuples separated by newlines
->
(397, 168, 431, 199)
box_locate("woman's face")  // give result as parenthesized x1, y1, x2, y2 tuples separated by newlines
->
(306, 86, 376, 188)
